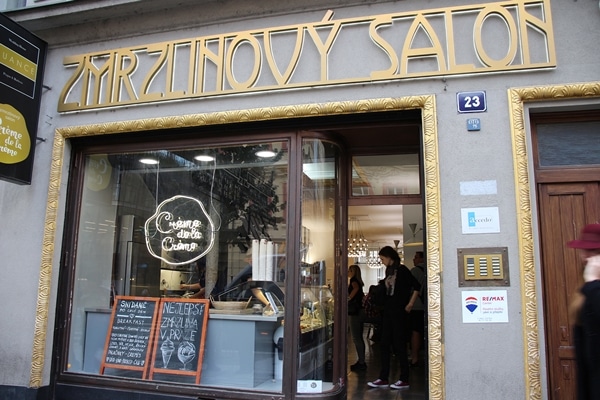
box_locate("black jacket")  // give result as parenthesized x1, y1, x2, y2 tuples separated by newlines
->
(376, 262, 421, 317)
(575, 280, 600, 400)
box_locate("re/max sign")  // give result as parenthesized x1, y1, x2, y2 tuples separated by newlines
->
(482, 296, 505, 301)
(58, 0, 555, 112)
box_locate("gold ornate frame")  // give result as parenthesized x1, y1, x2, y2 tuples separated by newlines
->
(32, 96, 442, 396)
(508, 81, 600, 400)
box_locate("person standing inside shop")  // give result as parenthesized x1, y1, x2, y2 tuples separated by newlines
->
(567, 223, 600, 400)
(367, 246, 420, 390)
(409, 251, 426, 367)
(180, 259, 206, 298)
(348, 264, 367, 371)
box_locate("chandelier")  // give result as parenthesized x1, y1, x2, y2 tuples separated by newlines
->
(347, 217, 368, 257)
(366, 249, 383, 268)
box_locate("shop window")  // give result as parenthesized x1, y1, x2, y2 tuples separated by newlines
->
(67, 141, 290, 392)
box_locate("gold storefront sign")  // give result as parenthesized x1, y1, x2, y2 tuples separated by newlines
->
(58, 0, 555, 112)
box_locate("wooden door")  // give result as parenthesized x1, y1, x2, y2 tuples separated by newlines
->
(538, 182, 600, 400)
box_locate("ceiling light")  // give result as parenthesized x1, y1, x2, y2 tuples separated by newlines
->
(367, 249, 383, 269)
(256, 150, 276, 158)
(194, 155, 215, 162)
(139, 158, 159, 165)
(394, 223, 424, 251)
(348, 217, 368, 257)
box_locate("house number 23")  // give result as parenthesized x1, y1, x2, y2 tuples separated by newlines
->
(457, 91, 487, 113)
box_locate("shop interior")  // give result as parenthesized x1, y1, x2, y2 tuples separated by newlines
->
(345, 204, 427, 400)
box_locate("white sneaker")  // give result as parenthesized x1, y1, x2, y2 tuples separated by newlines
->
(390, 380, 409, 389)
(367, 379, 389, 388)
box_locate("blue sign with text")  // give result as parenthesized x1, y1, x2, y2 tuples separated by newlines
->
(467, 118, 481, 131)
(457, 91, 487, 113)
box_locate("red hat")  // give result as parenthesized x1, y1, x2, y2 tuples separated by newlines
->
(567, 224, 600, 249)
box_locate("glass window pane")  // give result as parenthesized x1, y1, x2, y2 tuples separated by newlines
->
(351, 154, 420, 196)
(537, 121, 600, 167)
(298, 139, 338, 393)
(68, 142, 288, 392)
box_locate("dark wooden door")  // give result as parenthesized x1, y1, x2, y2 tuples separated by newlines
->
(538, 182, 600, 399)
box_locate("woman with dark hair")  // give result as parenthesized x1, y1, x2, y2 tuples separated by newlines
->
(348, 264, 366, 371)
(367, 246, 421, 390)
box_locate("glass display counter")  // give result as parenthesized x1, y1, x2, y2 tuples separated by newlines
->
(298, 286, 334, 381)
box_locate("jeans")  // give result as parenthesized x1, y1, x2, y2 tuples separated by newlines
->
(349, 309, 366, 363)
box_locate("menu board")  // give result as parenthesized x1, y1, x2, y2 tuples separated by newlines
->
(149, 298, 209, 384)
(100, 296, 159, 378)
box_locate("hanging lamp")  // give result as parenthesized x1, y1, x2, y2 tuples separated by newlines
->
(347, 217, 368, 257)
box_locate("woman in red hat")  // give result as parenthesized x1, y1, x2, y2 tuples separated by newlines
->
(567, 223, 600, 400)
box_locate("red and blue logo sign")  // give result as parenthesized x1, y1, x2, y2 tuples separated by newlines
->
(465, 296, 478, 313)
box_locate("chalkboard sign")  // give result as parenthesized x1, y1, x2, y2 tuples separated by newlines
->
(149, 298, 209, 384)
(100, 296, 159, 378)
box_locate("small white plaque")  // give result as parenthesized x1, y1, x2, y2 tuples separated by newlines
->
(460, 180, 497, 196)
(461, 207, 500, 234)
(297, 380, 323, 393)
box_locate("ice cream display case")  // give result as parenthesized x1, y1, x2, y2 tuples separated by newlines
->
(312, 285, 334, 326)
(298, 286, 334, 381)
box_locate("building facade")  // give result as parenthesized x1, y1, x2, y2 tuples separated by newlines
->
(0, 0, 599, 399)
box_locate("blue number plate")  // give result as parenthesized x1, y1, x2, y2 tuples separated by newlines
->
(457, 91, 487, 113)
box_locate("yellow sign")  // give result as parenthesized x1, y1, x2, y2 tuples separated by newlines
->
(0, 104, 30, 164)
(0, 44, 37, 80)
(59, 0, 555, 112)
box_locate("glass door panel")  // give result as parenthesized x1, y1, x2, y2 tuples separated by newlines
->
(297, 138, 339, 393)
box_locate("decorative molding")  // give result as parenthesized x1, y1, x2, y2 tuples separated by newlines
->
(420, 95, 444, 400)
(30, 132, 64, 387)
(33, 96, 444, 399)
(508, 81, 600, 400)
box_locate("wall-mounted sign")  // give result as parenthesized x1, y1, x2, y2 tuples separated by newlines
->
(457, 91, 487, 113)
(144, 195, 216, 266)
(462, 290, 508, 323)
(461, 207, 500, 234)
(58, 0, 555, 112)
(467, 118, 481, 131)
(0, 13, 47, 185)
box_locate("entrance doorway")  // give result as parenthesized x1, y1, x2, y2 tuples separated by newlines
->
(339, 119, 427, 397)
(346, 204, 427, 399)
(532, 111, 600, 399)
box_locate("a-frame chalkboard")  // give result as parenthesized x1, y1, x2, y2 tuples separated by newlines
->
(100, 296, 159, 378)
(149, 298, 209, 384)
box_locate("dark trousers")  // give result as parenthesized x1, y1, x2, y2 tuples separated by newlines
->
(378, 312, 410, 382)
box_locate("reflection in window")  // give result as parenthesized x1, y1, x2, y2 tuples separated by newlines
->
(298, 139, 338, 393)
(68, 142, 288, 392)
(352, 154, 420, 196)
